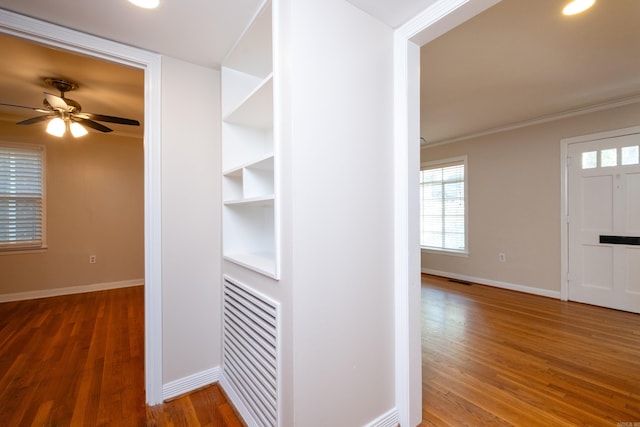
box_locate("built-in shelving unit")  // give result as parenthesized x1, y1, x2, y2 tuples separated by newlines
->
(221, 1, 278, 279)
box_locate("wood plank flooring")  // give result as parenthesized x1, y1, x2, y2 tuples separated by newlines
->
(0, 286, 244, 427)
(420, 274, 640, 426)
(4, 277, 639, 426)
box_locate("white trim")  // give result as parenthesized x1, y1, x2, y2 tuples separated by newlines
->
(420, 154, 467, 169)
(393, 29, 420, 427)
(394, 1, 502, 425)
(364, 408, 400, 427)
(560, 125, 640, 145)
(421, 247, 469, 257)
(560, 136, 570, 302)
(422, 268, 561, 299)
(0, 279, 143, 303)
(0, 9, 163, 405)
(559, 125, 640, 303)
(162, 367, 221, 401)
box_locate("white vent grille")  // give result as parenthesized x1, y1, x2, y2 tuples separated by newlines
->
(223, 276, 279, 427)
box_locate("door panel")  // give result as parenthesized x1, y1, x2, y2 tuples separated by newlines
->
(568, 133, 640, 313)
(626, 172, 640, 229)
(582, 175, 612, 229)
(627, 248, 640, 293)
(581, 245, 613, 290)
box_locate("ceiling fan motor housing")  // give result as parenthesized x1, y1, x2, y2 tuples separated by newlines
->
(43, 96, 81, 113)
(44, 77, 78, 94)
(43, 77, 81, 112)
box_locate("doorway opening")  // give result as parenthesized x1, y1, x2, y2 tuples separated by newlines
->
(393, 1, 501, 424)
(398, 0, 640, 424)
(0, 10, 163, 404)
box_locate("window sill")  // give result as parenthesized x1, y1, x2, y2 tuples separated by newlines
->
(0, 246, 48, 256)
(421, 247, 469, 258)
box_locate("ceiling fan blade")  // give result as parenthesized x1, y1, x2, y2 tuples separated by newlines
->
(17, 114, 56, 125)
(74, 118, 113, 133)
(44, 92, 69, 111)
(0, 102, 50, 113)
(81, 112, 140, 126)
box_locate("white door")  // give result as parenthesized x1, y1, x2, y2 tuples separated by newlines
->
(567, 132, 640, 313)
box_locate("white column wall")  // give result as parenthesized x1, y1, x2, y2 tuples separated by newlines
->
(161, 57, 222, 384)
(287, 0, 396, 425)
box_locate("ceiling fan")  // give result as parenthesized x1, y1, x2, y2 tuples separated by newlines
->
(0, 77, 140, 138)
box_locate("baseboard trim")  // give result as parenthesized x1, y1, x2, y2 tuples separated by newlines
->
(161, 372, 397, 426)
(422, 268, 561, 299)
(365, 407, 400, 427)
(162, 367, 221, 401)
(0, 279, 144, 303)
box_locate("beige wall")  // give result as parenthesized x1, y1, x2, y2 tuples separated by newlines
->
(0, 121, 144, 296)
(421, 102, 640, 293)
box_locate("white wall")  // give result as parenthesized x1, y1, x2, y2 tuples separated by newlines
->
(421, 102, 640, 294)
(286, 0, 396, 425)
(161, 57, 222, 384)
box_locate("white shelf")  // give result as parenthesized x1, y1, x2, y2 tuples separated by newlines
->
(223, 155, 274, 202)
(221, 0, 278, 279)
(223, 74, 273, 129)
(224, 252, 277, 279)
(223, 153, 274, 176)
(224, 195, 275, 206)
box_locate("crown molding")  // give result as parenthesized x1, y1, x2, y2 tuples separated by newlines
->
(423, 93, 640, 147)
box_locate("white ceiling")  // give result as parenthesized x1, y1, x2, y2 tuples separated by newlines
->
(421, 0, 640, 144)
(1, 0, 638, 145)
(0, 0, 435, 69)
(0, 0, 264, 69)
(346, 0, 439, 28)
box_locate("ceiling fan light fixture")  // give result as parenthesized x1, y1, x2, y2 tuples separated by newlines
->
(563, 0, 595, 15)
(70, 122, 88, 138)
(4, 77, 140, 137)
(128, 0, 159, 9)
(46, 117, 66, 137)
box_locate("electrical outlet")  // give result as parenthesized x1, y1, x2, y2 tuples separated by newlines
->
(499, 252, 506, 263)
(89, 255, 96, 264)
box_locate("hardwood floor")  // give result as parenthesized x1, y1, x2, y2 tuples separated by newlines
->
(0, 286, 244, 426)
(5, 278, 639, 426)
(420, 274, 640, 426)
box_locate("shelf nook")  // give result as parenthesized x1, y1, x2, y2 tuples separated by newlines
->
(221, 1, 278, 279)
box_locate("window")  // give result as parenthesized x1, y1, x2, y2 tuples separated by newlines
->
(621, 145, 639, 165)
(420, 156, 467, 253)
(0, 144, 46, 251)
(581, 145, 639, 169)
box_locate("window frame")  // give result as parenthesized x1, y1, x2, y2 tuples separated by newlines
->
(0, 142, 47, 254)
(420, 155, 468, 256)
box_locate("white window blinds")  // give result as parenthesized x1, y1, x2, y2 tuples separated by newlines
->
(420, 158, 466, 252)
(0, 145, 45, 250)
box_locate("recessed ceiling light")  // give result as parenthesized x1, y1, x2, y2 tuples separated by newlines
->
(128, 0, 159, 9)
(563, 0, 595, 15)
